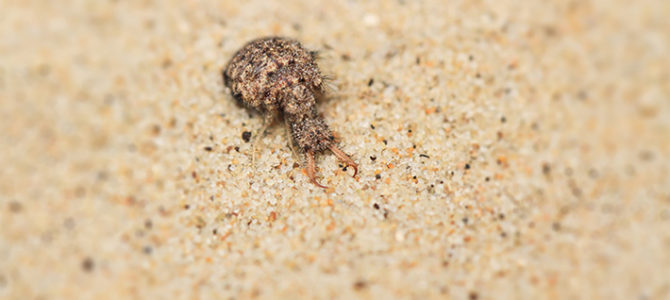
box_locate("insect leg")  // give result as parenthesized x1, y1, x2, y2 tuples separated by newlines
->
(250, 112, 276, 166)
(283, 116, 301, 162)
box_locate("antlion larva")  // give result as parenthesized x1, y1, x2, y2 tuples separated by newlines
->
(222, 37, 357, 188)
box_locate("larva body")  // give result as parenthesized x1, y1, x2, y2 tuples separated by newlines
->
(223, 37, 357, 187)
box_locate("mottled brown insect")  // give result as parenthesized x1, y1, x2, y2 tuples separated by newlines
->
(223, 37, 357, 188)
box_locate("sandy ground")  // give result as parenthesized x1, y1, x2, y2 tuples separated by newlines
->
(1, 0, 669, 299)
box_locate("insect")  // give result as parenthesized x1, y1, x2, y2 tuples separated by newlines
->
(223, 37, 357, 188)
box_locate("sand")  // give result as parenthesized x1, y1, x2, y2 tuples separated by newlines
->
(1, 0, 669, 299)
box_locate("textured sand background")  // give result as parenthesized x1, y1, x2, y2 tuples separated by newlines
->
(1, 0, 669, 299)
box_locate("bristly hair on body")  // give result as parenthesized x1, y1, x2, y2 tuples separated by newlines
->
(223, 37, 357, 188)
